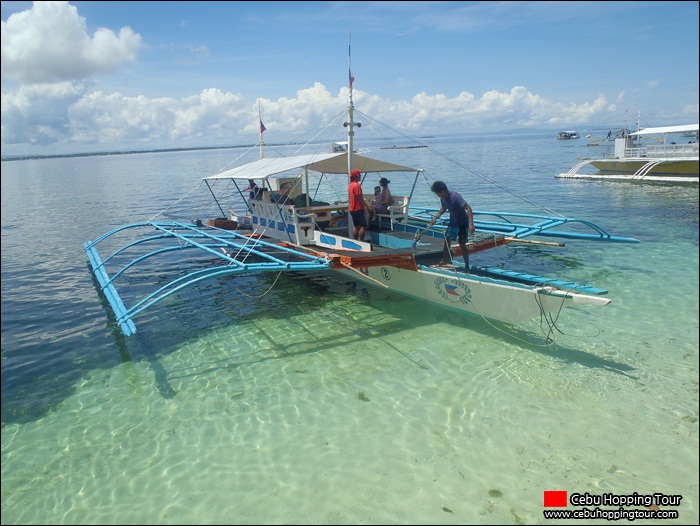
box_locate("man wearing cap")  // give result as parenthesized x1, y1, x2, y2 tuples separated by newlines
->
(347, 169, 368, 240)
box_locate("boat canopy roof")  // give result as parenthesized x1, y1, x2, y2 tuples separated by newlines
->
(631, 124, 699, 136)
(204, 153, 422, 182)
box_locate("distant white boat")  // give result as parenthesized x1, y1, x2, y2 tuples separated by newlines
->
(557, 131, 580, 140)
(331, 141, 370, 154)
(558, 123, 699, 183)
(331, 141, 349, 153)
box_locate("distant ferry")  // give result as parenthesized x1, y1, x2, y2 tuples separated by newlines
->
(557, 131, 580, 140)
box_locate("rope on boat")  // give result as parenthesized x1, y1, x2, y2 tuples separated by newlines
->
(337, 260, 389, 289)
(146, 180, 206, 223)
(453, 282, 568, 350)
(355, 108, 565, 218)
(224, 227, 270, 265)
(229, 269, 286, 300)
(534, 285, 567, 346)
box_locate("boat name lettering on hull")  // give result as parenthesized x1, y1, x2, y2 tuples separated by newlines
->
(434, 276, 471, 305)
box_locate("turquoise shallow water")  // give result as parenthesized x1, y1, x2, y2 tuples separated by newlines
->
(1, 133, 698, 524)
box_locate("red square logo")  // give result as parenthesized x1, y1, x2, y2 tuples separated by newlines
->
(544, 490, 568, 507)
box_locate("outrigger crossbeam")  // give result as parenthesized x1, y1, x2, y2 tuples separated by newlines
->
(84, 221, 333, 336)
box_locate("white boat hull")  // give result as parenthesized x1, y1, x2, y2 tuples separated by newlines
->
(589, 159, 698, 176)
(334, 264, 610, 324)
(556, 171, 698, 183)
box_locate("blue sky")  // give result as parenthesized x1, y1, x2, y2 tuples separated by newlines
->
(2, 1, 698, 156)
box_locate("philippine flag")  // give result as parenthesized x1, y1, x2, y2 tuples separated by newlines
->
(349, 69, 355, 88)
(259, 119, 267, 134)
(444, 285, 460, 296)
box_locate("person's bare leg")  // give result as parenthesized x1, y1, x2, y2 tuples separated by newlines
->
(438, 242, 451, 266)
(459, 241, 470, 273)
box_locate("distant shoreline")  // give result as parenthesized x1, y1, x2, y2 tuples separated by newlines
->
(380, 145, 428, 150)
(2, 127, 626, 162)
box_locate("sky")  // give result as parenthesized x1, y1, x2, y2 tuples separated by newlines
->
(1, 1, 698, 157)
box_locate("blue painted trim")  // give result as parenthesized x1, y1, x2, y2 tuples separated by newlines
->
(318, 234, 338, 246)
(84, 221, 332, 336)
(340, 239, 363, 250)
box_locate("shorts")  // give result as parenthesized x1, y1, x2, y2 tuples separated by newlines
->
(446, 225, 468, 244)
(350, 210, 368, 228)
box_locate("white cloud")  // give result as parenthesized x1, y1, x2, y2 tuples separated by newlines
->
(1, 1, 143, 84)
(1, 81, 88, 146)
(2, 80, 616, 153)
(3, 1, 684, 156)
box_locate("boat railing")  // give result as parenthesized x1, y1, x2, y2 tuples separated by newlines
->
(622, 147, 648, 158)
(645, 143, 698, 158)
(607, 143, 698, 160)
(248, 200, 354, 246)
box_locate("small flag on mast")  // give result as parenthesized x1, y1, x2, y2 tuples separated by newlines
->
(349, 69, 354, 88)
(259, 119, 266, 134)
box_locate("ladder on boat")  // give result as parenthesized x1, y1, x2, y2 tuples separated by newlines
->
(632, 160, 664, 179)
(562, 160, 593, 177)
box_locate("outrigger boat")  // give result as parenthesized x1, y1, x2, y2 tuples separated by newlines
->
(558, 121, 699, 183)
(84, 70, 639, 338)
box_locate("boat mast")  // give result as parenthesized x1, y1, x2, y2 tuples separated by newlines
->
(345, 32, 360, 177)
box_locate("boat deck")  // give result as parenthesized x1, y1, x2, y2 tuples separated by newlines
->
(293, 229, 508, 270)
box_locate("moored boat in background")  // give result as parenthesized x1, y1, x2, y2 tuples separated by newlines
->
(558, 123, 699, 183)
(557, 131, 580, 140)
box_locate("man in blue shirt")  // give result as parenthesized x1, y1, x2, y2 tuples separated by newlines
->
(430, 181, 475, 272)
(244, 179, 260, 201)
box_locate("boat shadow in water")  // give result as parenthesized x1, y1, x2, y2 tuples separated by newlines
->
(330, 274, 639, 380)
(109, 270, 638, 396)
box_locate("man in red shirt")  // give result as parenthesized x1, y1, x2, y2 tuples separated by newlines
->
(347, 169, 368, 240)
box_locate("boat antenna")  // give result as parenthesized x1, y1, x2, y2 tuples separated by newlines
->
(344, 31, 360, 177)
(258, 101, 266, 159)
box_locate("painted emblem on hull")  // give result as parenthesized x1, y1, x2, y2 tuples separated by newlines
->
(434, 276, 471, 305)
